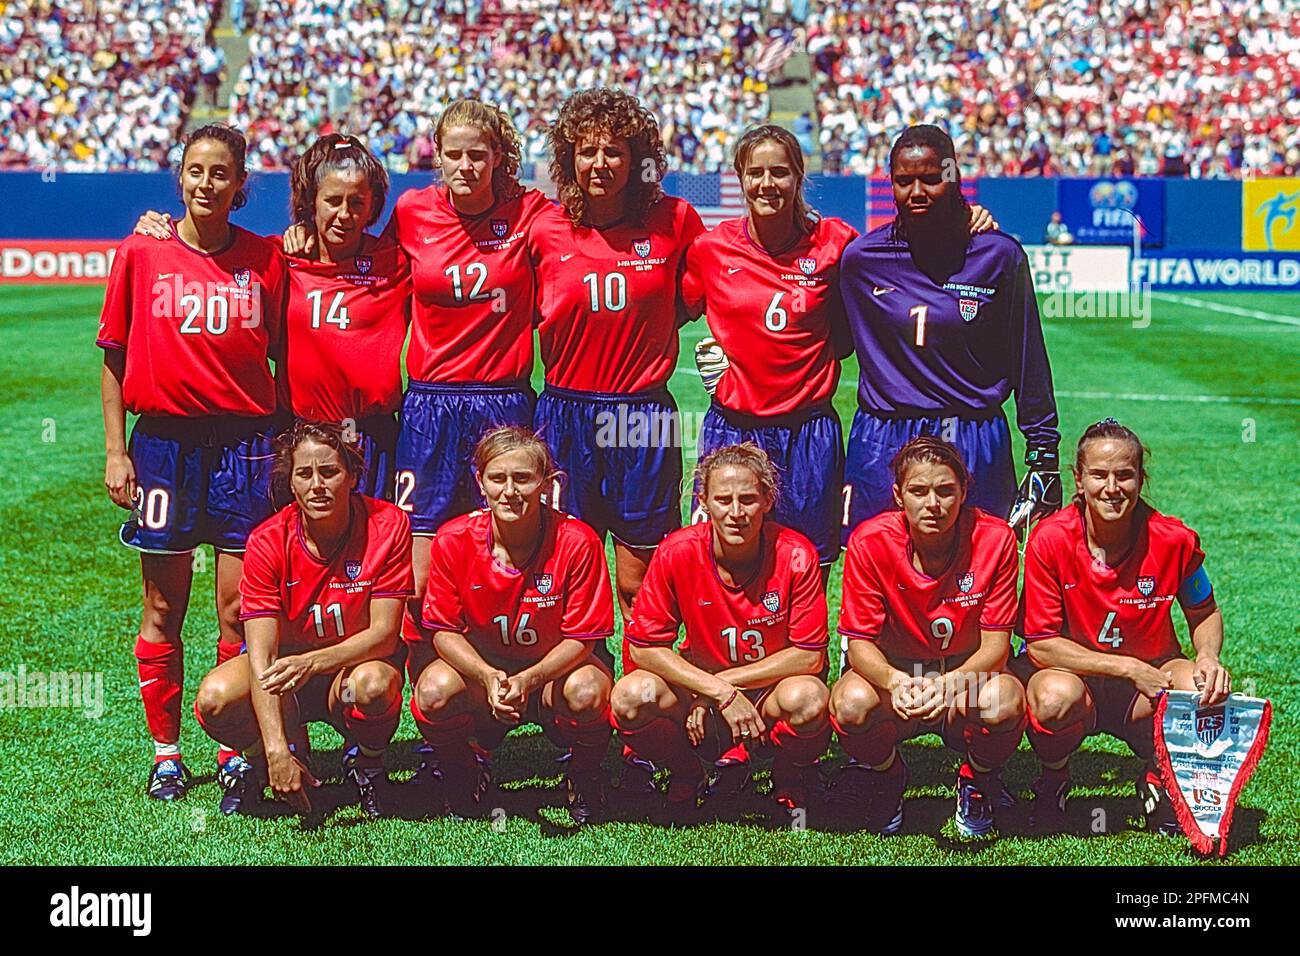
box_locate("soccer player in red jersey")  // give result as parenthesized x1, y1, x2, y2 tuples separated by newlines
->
(410, 427, 615, 825)
(99, 125, 287, 801)
(529, 88, 707, 623)
(610, 444, 831, 822)
(135, 134, 411, 499)
(681, 125, 859, 579)
(194, 422, 411, 818)
(830, 436, 1026, 838)
(1020, 419, 1231, 833)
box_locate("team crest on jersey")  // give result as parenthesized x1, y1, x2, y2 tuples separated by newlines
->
(1196, 708, 1226, 749)
(797, 257, 817, 276)
(959, 298, 978, 322)
(233, 267, 251, 288)
(761, 591, 780, 613)
(634, 239, 651, 258)
(1137, 575, 1156, 597)
(958, 571, 975, 593)
(345, 560, 363, 581)
(491, 219, 509, 238)
(354, 255, 372, 275)
(534, 573, 553, 595)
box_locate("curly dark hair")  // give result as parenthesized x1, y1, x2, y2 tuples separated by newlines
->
(548, 88, 667, 228)
(289, 133, 389, 230)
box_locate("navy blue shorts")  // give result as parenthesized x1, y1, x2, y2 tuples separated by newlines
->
(395, 380, 535, 535)
(121, 415, 280, 554)
(695, 401, 844, 565)
(842, 408, 1016, 544)
(534, 385, 683, 547)
(297, 412, 397, 502)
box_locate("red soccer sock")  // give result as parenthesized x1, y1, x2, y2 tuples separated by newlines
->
(615, 716, 702, 782)
(345, 692, 402, 755)
(1027, 709, 1085, 767)
(830, 713, 899, 768)
(215, 637, 243, 668)
(962, 711, 1028, 773)
(410, 698, 477, 770)
(135, 634, 183, 754)
(770, 718, 832, 768)
(553, 710, 612, 774)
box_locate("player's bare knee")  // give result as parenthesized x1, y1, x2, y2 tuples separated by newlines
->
(195, 673, 238, 722)
(780, 676, 830, 728)
(829, 677, 879, 729)
(611, 674, 658, 726)
(350, 663, 401, 708)
(562, 669, 607, 716)
(1167, 658, 1197, 691)
(414, 667, 458, 716)
(980, 674, 1026, 727)
(1028, 674, 1083, 728)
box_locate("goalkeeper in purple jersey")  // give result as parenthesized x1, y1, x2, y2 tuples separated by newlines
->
(838, 125, 1061, 542)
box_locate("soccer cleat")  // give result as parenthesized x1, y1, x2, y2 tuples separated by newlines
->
(828, 758, 906, 835)
(342, 745, 388, 819)
(653, 771, 707, 826)
(954, 768, 999, 838)
(618, 750, 659, 796)
(147, 758, 191, 801)
(1029, 766, 1070, 831)
(772, 763, 826, 817)
(1136, 766, 1181, 835)
(564, 771, 608, 826)
(412, 741, 441, 785)
(703, 756, 753, 803)
(217, 754, 261, 816)
(441, 747, 492, 819)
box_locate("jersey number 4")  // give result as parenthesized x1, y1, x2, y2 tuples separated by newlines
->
(1096, 611, 1124, 649)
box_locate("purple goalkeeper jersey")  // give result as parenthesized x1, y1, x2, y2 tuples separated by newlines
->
(839, 222, 1060, 450)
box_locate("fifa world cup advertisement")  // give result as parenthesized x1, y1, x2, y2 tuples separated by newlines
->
(1058, 178, 1165, 247)
(1243, 177, 1300, 251)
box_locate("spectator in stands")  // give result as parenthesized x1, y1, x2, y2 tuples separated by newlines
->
(1044, 211, 1073, 245)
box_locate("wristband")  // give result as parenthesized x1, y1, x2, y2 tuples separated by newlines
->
(719, 688, 739, 712)
(1025, 445, 1060, 471)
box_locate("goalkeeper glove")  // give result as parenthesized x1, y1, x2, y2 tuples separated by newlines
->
(1009, 445, 1062, 540)
(694, 335, 730, 396)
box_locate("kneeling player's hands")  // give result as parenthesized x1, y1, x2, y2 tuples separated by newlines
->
(717, 685, 765, 744)
(1193, 657, 1232, 707)
(268, 750, 319, 815)
(133, 210, 172, 241)
(686, 699, 709, 747)
(261, 654, 316, 696)
(485, 669, 520, 723)
(1126, 659, 1173, 700)
(104, 452, 137, 509)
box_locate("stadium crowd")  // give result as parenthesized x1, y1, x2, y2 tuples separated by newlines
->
(0, 0, 212, 170)
(229, 0, 774, 172)
(809, 0, 1300, 178)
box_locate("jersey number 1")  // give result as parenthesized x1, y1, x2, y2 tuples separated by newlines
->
(910, 305, 928, 347)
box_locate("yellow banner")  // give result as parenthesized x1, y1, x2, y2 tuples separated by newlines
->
(1243, 178, 1300, 251)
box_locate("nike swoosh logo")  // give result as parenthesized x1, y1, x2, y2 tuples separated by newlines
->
(471, 584, 484, 590)
(423, 236, 437, 244)
(156, 273, 174, 280)
(560, 253, 575, 262)
(698, 599, 712, 606)
(1064, 583, 1077, 590)
(727, 267, 741, 274)
(286, 579, 300, 587)
(872, 286, 896, 296)
(139, 678, 159, 688)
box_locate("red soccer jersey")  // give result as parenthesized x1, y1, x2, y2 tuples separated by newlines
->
(96, 226, 286, 417)
(277, 236, 411, 421)
(239, 496, 415, 652)
(626, 521, 828, 674)
(680, 216, 859, 417)
(390, 185, 550, 384)
(420, 508, 614, 670)
(1022, 502, 1210, 664)
(529, 196, 706, 393)
(839, 508, 1019, 663)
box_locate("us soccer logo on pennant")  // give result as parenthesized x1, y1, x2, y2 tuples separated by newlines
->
(1196, 708, 1226, 749)
(797, 257, 817, 275)
(354, 255, 372, 274)
(634, 239, 651, 258)
(761, 591, 780, 613)
(534, 573, 553, 595)
(345, 560, 363, 581)
(233, 267, 251, 288)
(1137, 575, 1156, 596)
(491, 219, 508, 238)
(959, 298, 978, 321)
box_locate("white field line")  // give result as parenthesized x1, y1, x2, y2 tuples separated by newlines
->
(1152, 292, 1300, 327)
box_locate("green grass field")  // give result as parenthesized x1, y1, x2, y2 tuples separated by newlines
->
(2, 284, 1296, 866)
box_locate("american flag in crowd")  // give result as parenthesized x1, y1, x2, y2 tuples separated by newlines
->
(867, 176, 981, 230)
(671, 172, 747, 229)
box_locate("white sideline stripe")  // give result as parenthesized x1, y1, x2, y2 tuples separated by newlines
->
(1056, 390, 1300, 407)
(1153, 292, 1300, 327)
